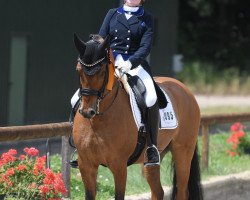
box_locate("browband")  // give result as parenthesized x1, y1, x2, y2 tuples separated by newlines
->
(77, 57, 105, 67)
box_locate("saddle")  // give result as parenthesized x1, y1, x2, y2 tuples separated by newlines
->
(127, 75, 168, 120)
(154, 81, 168, 109)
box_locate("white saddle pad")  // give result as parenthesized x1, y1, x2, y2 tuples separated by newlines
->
(129, 87, 178, 130)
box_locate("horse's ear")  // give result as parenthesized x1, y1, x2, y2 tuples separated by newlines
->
(98, 35, 110, 52)
(74, 33, 86, 54)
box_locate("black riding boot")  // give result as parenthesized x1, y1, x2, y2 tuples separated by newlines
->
(69, 99, 81, 168)
(144, 102, 160, 166)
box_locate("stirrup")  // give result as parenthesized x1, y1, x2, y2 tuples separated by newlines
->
(144, 145, 160, 167)
(69, 149, 78, 168)
(69, 160, 78, 168)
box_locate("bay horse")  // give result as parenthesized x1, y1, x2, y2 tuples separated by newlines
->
(72, 34, 203, 200)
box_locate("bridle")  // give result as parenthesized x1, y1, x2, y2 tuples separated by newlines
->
(77, 50, 119, 115)
(77, 54, 108, 99)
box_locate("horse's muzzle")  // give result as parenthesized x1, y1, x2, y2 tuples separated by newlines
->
(79, 108, 96, 119)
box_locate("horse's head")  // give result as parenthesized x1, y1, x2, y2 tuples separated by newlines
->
(74, 34, 111, 119)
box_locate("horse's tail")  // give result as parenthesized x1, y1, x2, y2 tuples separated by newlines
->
(171, 145, 204, 200)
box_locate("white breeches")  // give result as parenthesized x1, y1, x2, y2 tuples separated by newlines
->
(71, 89, 80, 108)
(127, 65, 157, 107)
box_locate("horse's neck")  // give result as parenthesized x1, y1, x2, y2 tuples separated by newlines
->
(89, 79, 137, 148)
(98, 78, 121, 115)
(97, 78, 132, 121)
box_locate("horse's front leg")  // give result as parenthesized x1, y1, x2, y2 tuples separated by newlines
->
(110, 162, 127, 200)
(78, 157, 98, 200)
(144, 165, 164, 200)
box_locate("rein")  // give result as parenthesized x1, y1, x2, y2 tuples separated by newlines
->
(96, 80, 120, 115)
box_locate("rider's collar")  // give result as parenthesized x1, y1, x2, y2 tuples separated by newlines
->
(117, 5, 144, 17)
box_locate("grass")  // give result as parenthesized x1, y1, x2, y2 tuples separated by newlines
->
(198, 133, 250, 179)
(50, 130, 250, 199)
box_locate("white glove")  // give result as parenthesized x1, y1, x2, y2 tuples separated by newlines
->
(114, 54, 124, 67)
(117, 60, 132, 74)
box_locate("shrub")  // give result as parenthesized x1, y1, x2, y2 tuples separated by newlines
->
(0, 147, 67, 200)
(226, 122, 250, 156)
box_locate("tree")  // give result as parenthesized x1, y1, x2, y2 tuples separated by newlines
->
(178, 0, 250, 72)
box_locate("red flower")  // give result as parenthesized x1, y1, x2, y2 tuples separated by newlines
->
(19, 154, 26, 160)
(36, 156, 46, 164)
(39, 185, 51, 194)
(34, 161, 45, 171)
(236, 130, 245, 138)
(0, 147, 67, 199)
(7, 149, 17, 156)
(53, 173, 67, 194)
(33, 156, 46, 175)
(43, 169, 55, 185)
(228, 151, 236, 157)
(1, 152, 16, 164)
(227, 133, 239, 144)
(6, 168, 15, 177)
(17, 164, 27, 171)
(24, 147, 39, 156)
(230, 122, 244, 132)
(6, 180, 13, 187)
(33, 169, 39, 176)
(227, 122, 247, 156)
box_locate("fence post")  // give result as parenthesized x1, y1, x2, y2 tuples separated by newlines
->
(201, 124, 209, 170)
(61, 136, 71, 198)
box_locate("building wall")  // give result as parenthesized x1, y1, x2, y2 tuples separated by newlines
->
(0, 0, 178, 126)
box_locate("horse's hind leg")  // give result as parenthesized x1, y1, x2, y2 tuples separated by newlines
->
(78, 158, 98, 200)
(144, 165, 164, 200)
(170, 143, 196, 200)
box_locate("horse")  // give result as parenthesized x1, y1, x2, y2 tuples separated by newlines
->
(72, 34, 203, 200)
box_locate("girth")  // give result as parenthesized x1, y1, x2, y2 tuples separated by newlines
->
(127, 127, 146, 166)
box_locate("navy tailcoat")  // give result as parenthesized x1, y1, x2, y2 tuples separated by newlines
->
(99, 6, 154, 71)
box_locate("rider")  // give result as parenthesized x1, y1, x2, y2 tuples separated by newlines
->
(70, 0, 160, 167)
